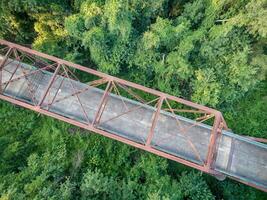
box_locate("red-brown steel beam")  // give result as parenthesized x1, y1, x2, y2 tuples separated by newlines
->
(0, 43, 241, 164)
(112, 81, 129, 111)
(146, 96, 164, 146)
(43, 78, 108, 108)
(0, 47, 13, 93)
(0, 40, 267, 192)
(92, 81, 113, 126)
(46, 76, 64, 110)
(117, 83, 146, 104)
(1, 93, 266, 193)
(155, 114, 215, 148)
(0, 39, 219, 115)
(98, 97, 160, 126)
(2, 53, 24, 92)
(0, 63, 57, 87)
(0, 93, 218, 175)
(13, 49, 39, 104)
(37, 63, 61, 107)
(164, 98, 204, 163)
(61, 65, 91, 124)
(205, 113, 223, 170)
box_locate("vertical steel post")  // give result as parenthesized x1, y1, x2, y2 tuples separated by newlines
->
(92, 81, 112, 126)
(0, 47, 13, 93)
(205, 113, 222, 170)
(37, 63, 61, 107)
(47, 77, 64, 110)
(146, 96, 164, 146)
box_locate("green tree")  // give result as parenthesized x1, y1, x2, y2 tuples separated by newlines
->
(1, 1, 267, 199)
(179, 171, 215, 200)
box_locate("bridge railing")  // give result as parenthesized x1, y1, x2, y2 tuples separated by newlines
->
(0, 39, 228, 177)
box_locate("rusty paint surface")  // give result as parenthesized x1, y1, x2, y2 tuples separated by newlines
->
(0, 40, 266, 192)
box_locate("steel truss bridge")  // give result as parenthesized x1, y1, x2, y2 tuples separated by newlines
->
(0, 40, 266, 192)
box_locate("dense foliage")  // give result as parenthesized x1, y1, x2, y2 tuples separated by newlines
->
(0, 0, 266, 199)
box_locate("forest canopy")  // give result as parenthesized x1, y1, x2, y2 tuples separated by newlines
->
(1, 0, 266, 107)
(0, 0, 266, 199)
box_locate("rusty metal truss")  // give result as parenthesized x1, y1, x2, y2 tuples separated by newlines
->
(0, 40, 266, 192)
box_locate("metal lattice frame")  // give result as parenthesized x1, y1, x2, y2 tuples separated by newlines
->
(0, 40, 265, 192)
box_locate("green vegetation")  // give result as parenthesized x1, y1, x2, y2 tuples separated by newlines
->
(0, 0, 266, 199)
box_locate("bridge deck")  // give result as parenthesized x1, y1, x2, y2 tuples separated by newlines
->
(0, 54, 266, 191)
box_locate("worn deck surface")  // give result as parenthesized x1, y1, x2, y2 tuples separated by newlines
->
(1, 57, 266, 190)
